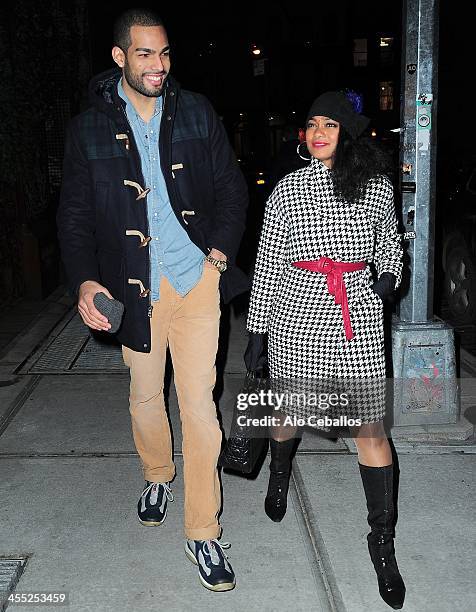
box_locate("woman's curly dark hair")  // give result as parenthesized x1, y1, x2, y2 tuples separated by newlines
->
(331, 128, 393, 203)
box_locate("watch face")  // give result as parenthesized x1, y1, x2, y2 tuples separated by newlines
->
(217, 261, 227, 272)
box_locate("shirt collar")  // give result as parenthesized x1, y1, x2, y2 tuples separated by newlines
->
(311, 157, 331, 173)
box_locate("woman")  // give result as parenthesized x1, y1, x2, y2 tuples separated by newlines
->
(245, 91, 405, 609)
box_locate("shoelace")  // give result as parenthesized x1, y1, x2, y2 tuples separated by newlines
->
(203, 540, 231, 567)
(142, 482, 174, 506)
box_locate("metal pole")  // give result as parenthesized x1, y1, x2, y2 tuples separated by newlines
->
(399, 0, 439, 322)
(392, 0, 462, 430)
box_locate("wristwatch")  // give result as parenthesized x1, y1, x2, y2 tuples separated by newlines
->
(205, 254, 227, 273)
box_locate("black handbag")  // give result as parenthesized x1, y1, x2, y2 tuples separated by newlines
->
(218, 370, 269, 474)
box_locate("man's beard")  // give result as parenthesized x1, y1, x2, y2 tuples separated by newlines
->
(123, 60, 167, 98)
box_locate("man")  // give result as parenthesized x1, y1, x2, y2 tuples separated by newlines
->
(57, 8, 249, 592)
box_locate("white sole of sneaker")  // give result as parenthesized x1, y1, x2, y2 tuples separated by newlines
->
(184, 543, 236, 592)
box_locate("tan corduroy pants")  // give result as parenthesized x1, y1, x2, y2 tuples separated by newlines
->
(122, 267, 222, 540)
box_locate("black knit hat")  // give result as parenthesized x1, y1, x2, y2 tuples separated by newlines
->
(306, 91, 370, 139)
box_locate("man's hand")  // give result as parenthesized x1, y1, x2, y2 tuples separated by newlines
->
(204, 248, 227, 270)
(78, 280, 112, 331)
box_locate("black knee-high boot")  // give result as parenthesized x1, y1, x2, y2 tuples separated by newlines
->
(359, 463, 406, 610)
(265, 438, 298, 522)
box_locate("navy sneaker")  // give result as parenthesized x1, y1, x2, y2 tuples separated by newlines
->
(137, 481, 173, 526)
(185, 539, 236, 592)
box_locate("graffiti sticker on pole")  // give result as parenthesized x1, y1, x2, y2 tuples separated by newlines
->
(416, 93, 432, 152)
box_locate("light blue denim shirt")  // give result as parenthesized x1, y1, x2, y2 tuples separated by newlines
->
(118, 79, 204, 301)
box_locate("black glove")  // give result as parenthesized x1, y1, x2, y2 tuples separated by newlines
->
(244, 333, 268, 374)
(371, 272, 396, 302)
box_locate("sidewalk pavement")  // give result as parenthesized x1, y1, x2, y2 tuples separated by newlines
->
(0, 291, 474, 612)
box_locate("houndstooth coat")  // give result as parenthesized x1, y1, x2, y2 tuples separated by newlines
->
(246, 158, 403, 423)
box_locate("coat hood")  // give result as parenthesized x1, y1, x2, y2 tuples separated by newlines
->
(88, 68, 122, 114)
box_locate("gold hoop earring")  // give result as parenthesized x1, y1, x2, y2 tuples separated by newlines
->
(297, 142, 312, 161)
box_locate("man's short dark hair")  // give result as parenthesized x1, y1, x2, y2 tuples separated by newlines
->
(113, 8, 165, 52)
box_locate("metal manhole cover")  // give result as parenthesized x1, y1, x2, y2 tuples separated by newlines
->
(0, 558, 26, 611)
(71, 336, 126, 372)
(19, 312, 127, 374)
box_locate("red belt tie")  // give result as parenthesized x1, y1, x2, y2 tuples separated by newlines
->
(292, 257, 366, 341)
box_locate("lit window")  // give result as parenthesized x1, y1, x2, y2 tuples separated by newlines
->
(379, 81, 394, 111)
(379, 36, 395, 66)
(353, 38, 367, 67)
